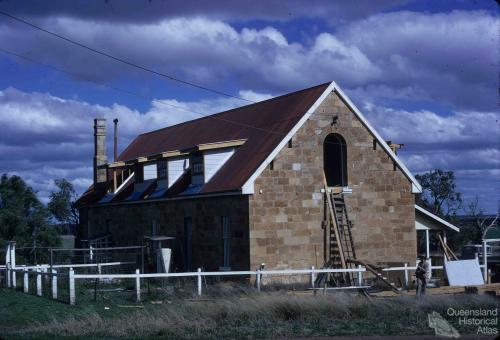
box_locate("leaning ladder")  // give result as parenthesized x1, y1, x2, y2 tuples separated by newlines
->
(316, 178, 357, 286)
(330, 192, 356, 266)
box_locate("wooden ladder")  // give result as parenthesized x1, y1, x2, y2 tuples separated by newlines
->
(316, 181, 357, 286)
(330, 193, 356, 265)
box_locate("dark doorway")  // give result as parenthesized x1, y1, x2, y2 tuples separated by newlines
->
(324, 133, 348, 187)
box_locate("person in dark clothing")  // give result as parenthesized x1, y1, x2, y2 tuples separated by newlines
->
(416, 255, 429, 298)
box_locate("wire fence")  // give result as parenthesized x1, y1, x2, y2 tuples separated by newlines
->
(5, 260, 493, 306)
(5, 265, 370, 305)
(3, 242, 492, 306)
(12, 246, 144, 275)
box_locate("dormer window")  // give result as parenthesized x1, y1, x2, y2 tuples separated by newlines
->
(143, 163, 157, 180)
(168, 157, 189, 188)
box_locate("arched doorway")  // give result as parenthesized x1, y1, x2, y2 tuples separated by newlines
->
(324, 133, 347, 187)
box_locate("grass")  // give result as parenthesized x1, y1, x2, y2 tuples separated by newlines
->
(0, 286, 498, 339)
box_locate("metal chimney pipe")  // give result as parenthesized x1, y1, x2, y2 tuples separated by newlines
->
(113, 118, 119, 161)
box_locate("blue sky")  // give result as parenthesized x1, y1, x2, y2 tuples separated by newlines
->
(0, 0, 498, 213)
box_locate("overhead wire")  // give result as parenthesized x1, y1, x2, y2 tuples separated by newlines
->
(0, 47, 288, 137)
(0, 10, 254, 103)
(0, 11, 396, 149)
(0, 47, 410, 152)
(0, 48, 412, 153)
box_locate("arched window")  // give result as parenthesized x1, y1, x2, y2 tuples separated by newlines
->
(324, 133, 348, 187)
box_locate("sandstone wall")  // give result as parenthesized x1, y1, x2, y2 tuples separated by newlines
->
(248, 91, 416, 270)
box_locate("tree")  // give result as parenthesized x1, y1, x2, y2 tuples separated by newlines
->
(447, 197, 499, 250)
(48, 179, 79, 230)
(415, 169, 462, 217)
(0, 174, 60, 251)
(465, 196, 499, 243)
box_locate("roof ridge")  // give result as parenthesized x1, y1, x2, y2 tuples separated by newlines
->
(138, 82, 331, 137)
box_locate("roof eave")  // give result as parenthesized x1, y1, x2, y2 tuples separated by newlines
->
(415, 204, 460, 232)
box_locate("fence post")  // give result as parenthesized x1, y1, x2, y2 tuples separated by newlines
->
(12, 268, 16, 289)
(36, 267, 42, 296)
(69, 268, 75, 305)
(135, 269, 141, 302)
(357, 265, 363, 286)
(23, 268, 29, 293)
(5, 242, 10, 277)
(482, 240, 488, 283)
(256, 269, 261, 292)
(310, 266, 315, 289)
(197, 268, 202, 296)
(10, 241, 16, 269)
(403, 263, 409, 288)
(6, 262, 11, 288)
(52, 269, 57, 300)
(97, 263, 102, 283)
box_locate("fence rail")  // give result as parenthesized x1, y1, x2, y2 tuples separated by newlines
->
(4, 260, 488, 306)
(1, 262, 447, 305)
(19, 261, 134, 270)
(70, 265, 369, 304)
(5, 263, 371, 305)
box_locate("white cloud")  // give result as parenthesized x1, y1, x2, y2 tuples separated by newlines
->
(1, 10, 495, 111)
(363, 104, 500, 147)
(0, 16, 380, 90)
(0, 87, 271, 201)
(359, 101, 499, 213)
(341, 10, 498, 111)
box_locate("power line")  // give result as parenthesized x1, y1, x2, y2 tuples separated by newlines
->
(0, 49, 425, 153)
(0, 47, 286, 137)
(0, 47, 436, 153)
(2, 47, 453, 157)
(0, 10, 254, 103)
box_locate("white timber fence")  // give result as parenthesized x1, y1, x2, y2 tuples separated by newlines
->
(3, 241, 490, 305)
(70, 266, 369, 305)
(5, 262, 488, 306)
(4, 265, 369, 305)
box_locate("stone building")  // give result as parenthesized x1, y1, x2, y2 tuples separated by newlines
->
(77, 81, 458, 273)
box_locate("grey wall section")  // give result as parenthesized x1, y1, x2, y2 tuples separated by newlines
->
(249, 91, 416, 270)
(79, 195, 250, 272)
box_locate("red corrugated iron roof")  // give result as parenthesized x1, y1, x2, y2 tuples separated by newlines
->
(118, 82, 330, 194)
(78, 82, 330, 205)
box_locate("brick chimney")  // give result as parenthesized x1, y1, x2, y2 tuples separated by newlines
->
(93, 118, 107, 188)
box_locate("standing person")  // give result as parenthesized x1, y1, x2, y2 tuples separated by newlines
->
(416, 255, 429, 298)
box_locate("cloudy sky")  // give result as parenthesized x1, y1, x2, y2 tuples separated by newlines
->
(0, 0, 498, 213)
